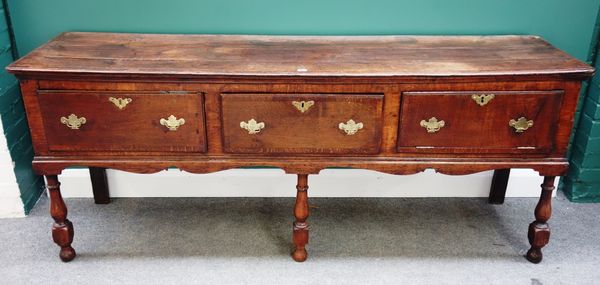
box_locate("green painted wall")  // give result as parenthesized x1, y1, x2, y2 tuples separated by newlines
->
(564, 9, 600, 202)
(7, 0, 600, 61)
(3, 0, 600, 206)
(0, 0, 44, 214)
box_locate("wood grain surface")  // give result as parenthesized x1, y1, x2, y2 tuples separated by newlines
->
(397, 90, 564, 153)
(37, 90, 206, 152)
(6, 32, 594, 78)
(221, 93, 383, 154)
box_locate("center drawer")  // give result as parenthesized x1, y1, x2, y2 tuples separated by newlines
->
(221, 93, 383, 154)
(38, 91, 207, 152)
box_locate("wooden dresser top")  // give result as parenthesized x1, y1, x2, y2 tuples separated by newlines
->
(7, 32, 594, 78)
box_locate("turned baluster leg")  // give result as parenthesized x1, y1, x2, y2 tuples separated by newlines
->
(292, 174, 309, 262)
(526, 176, 555, 264)
(46, 175, 76, 262)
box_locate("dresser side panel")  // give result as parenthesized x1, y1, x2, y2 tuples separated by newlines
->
(552, 81, 584, 157)
(19, 80, 48, 155)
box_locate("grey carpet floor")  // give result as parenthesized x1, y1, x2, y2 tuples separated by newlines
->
(1, 192, 599, 284)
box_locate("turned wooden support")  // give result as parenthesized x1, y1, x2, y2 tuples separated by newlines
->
(292, 174, 309, 262)
(489, 169, 510, 204)
(46, 175, 76, 262)
(89, 167, 110, 204)
(526, 176, 555, 264)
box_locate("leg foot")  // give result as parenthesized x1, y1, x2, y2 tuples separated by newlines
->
(59, 246, 77, 262)
(53, 219, 76, 262)
(526, 248, 543, 264)
(47, 175, 77, 262)
(489, 169, 510, 204)
(526, 221, 549, 264)
(292, 248, 307, 262)
(525, 176, 554, 264)
(292, 174, 309, 262)
(292, 221, 308, 262)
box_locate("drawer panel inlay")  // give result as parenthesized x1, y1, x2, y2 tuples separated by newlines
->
(221, 93, 383, 154)
(38, 91, 207, 152)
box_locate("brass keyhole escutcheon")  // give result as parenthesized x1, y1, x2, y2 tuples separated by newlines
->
(420, 117, 445, 133)
(292, 100, 314, 113)
(109, 97, 132, 110)
(471, 94, 495, 106)
(160, 115, 185, 131)
(509, 117, 533, 133)
(240, 119, 265, 134)
(60, 114, 87, 130)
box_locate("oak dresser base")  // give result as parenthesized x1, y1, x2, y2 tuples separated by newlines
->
(7, 32, 593, 263)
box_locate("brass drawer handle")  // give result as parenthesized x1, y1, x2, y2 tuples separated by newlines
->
(339, 119, 363, 135)
(240, 119, 265, 134)
(292, 100, 314, 113)
(60, 114, 86, 130)
(160, 115, 185, 131)
(472, 94, 495, 106)
(420, 117, 445, 133)
(108, 97, 132, 110)
(509, 117, 533, 133)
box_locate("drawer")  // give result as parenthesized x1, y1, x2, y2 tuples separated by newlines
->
(221, 93, 383, 154)
(38, 91, 207, 152)
(397, 90, 564, 153)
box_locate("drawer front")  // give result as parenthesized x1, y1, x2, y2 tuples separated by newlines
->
(38, 91, 207, 152)
(397, 90, 564, 153)
(221, 93, 383, 154)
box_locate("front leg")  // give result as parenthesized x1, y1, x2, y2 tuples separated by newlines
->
(526, 176, 555, 263)
(292, 174, 309, 262)
(46, 175, 76, 262)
